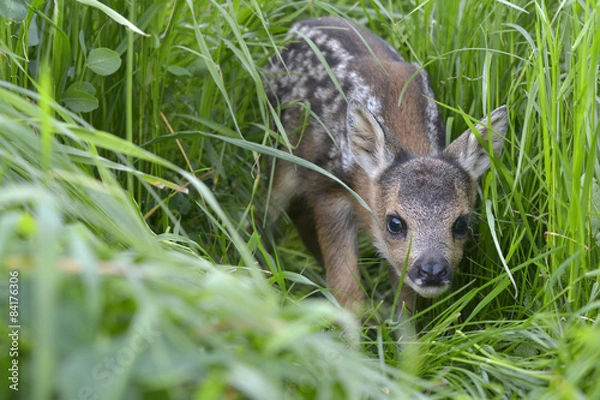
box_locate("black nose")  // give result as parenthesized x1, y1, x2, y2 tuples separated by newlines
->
(411, 257, 451, 285)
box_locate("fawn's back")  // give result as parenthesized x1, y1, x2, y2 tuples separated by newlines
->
(266, 18, 445, 176)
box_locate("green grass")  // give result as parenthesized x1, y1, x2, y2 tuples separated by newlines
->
(0, 0, 599, 398)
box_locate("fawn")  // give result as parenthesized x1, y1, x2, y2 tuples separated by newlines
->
(263, 17, 507, 318)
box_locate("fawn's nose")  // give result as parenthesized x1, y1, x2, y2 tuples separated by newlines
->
(410, 257, 451, 286)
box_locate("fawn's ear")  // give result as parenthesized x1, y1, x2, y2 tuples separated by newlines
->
(443, 106, 508, 179)
(347, 100, 391, 177)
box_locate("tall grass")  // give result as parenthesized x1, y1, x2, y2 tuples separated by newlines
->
(0, 0, 598, 398)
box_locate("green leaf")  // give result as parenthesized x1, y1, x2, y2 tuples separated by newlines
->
(86, 48, 122, 76)
(62, 83, 99, 112)
(591, 177, 600, 245)
(0, 0, 28, 21)
(66, 81, 97, 96)
(75, 0, 148, 36)
(167, 66, 192, 77)
(28, 15, 40, 47)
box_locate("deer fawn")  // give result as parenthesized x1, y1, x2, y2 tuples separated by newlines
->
(264, 17, 507, 318)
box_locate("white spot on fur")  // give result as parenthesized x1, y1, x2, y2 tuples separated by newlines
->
(366, 96, 382, 116)
(418, 69, 440, 151)
(347, 72, 383, 132)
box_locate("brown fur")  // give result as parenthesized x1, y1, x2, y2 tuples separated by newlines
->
(264, 17, 508, 317)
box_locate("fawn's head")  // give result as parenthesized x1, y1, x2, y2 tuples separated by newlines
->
(348, 102, 508, 298)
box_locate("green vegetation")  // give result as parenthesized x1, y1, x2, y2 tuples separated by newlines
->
(0, 0, 598, 398)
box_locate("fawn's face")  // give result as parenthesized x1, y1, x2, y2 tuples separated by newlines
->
(348, 101, 507, 299)
(374, 157, 477, 298)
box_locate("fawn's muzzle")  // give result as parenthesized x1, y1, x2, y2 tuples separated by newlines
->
(410, 256, 451, 286)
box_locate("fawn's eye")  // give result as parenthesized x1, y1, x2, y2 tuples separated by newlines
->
(452, 216, 469, 238)
(386, 215, 407, 236)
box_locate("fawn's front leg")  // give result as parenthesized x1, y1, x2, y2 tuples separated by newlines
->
(312, 192, 364, 314)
